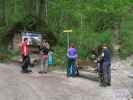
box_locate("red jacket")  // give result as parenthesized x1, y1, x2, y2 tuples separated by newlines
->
(19, 41, 29, 56)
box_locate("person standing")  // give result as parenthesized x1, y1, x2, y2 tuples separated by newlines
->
(39, 40, 49, 74)
(101, 44, 111, 86)
(48, 50, 53, 65)
(19, 38, 32, 73)
(67, 43, 79, 77)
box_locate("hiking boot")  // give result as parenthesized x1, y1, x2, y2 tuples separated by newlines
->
(21, 70, 30, 73)
(38, 71, 45, 74)
(27, 69, 32, 73)
(106, 82, 111, 86)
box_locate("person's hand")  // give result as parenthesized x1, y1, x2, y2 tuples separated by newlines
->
(94, 60, 97, 63)
(24, 53, 28, 57)
(40, 51, 44, 55)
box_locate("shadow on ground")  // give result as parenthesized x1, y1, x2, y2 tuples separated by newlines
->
(79, 70, 99, 82)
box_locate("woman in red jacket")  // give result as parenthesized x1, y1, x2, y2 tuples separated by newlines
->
(19, 38, 32, 73)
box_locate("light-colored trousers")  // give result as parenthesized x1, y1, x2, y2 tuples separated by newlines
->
(40, 55, 48, 72)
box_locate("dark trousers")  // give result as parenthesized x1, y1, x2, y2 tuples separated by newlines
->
(98, 62, 104, 83)
(22, 55, 29, 71)
(103, 62, 111, 84)
(67, 59, 79, 77)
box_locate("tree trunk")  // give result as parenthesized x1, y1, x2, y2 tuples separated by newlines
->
(45, 0, 48, 24)
(0, 0, 5, 25)
(79, 15, 83, 48)
(35, 0, 40, 17)
(4, 0, 8, 26)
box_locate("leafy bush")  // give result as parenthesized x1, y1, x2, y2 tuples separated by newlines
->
(52, 46, 67, 69)
(71, 32, 112, 59)
(119, 13, 133, 58)
(0, 48, 19, 62)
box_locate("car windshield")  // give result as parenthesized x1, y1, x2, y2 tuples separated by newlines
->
(22, 32, 41, 37)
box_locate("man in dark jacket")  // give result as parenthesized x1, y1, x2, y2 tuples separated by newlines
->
(101, 44, 111, 86)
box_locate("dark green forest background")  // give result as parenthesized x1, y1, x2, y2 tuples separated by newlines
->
(0, 0, 133, 63)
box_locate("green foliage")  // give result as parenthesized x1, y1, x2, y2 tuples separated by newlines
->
(0, 0, 133, 61)
(76, 32, 112, 58)
(119, 13, 133, 58)
(0, 48, 19, 62)
(52, 46, 67, 69)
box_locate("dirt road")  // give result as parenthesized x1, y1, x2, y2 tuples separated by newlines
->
(0, 58, 133, 100)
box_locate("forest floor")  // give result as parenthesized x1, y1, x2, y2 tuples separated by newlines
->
(0, 55, 133, 100)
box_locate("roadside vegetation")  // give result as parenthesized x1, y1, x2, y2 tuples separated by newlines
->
(0, 0, 133, 64)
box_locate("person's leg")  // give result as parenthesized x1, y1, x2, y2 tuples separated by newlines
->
(97, 62, 100, 73)
(107, 64, 111, 85)
(22, 55, 24, 62)
(99, 63, 103, 85)
(44, 59, 48, 73)
(22, 56, 28, 72)
(75, 59, 79, 76)
(99, 72, 104, 86)
(103, 62, 108, 86)
(72, 59, 78, 76)
(76, 66, 79, 76)
(39, 57, 44, 73)
(99, 65, 104, 86)
(21, 55, 26, 72)
(27, 55, 33, 67)
(26, 55, 32, 72)
(67, 59, 71, 76)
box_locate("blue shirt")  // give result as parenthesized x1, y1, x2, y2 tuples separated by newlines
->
(103, 47, 110, 62)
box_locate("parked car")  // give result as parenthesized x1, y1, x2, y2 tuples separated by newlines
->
(21, 32, 42, 46)
(21, 32, 43, 52)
